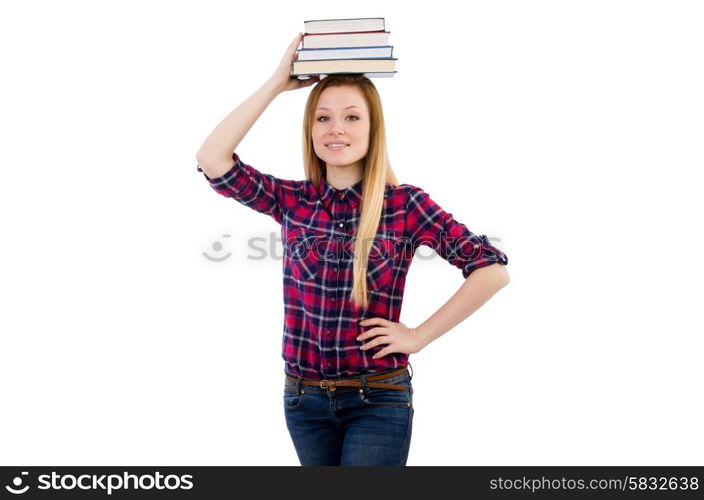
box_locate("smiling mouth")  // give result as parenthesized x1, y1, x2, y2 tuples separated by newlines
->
(326, 143, 350, 150)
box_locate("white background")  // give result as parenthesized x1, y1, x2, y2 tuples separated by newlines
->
(1, 0, 702, 466)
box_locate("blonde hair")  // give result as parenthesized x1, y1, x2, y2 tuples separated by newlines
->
(302, 74, 398, 310)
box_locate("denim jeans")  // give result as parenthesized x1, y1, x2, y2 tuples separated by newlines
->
(283, 366, 414, 466)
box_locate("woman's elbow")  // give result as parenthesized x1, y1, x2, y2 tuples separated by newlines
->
(468, 262, 509, 287)
(496, 264, 510, 287)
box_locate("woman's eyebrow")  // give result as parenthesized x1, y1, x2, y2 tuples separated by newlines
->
(316, 105, 361, 111)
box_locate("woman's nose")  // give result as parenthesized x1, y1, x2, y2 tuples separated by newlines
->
(328, 119, 346, 135)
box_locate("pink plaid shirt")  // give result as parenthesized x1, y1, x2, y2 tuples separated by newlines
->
(198, 153, 508, 380)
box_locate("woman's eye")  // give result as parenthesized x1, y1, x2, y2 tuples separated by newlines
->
(315, 115, 359, 122)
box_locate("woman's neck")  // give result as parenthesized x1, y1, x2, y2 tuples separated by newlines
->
(325, 161, 364, 190)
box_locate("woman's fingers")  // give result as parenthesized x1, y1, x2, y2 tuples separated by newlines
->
(268, 34, 319, 93)
(279, 34, 300, 67)
(300, 76, 319, 87)
(372, 348, 392, 360)
(358, 326, 387, 341)
(288, 33, 302, 57)
(361, 336, 391, 350)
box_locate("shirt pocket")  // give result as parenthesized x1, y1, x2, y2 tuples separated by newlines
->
(366, 233, 396, 291)
(286, 227, 323, 283)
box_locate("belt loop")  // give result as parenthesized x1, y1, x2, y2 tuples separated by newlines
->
(407, 361, 414, 380)
(360, 372, 370, 393)
(285, 371, 303, 395)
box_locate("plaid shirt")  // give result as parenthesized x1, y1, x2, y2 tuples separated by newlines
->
(198, 153, 508, 380)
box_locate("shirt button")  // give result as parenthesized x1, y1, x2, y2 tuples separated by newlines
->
(338, 222, 344, 227)
(331, 297, 336, 302)
(334, 267, 338, 272)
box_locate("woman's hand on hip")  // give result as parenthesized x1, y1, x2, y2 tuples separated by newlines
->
(357, 318, 425, 359)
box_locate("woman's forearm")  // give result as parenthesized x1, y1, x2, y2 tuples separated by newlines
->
(195, 79, 282, 178)
(195, 34, 319, 179)
(414, 263, 510, 350)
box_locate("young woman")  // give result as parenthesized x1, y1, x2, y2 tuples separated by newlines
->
(196, 34, 510, 466)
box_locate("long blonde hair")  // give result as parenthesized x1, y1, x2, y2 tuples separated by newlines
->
(302, 74, 398, 310)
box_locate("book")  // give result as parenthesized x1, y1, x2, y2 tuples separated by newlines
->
(304, 18, 385, 35)
(296, 45, 394, 61)
(291, 17, 397, 79)
(302, 31, 390, 49)
(291, 58, 397, 77)
(296, 72, 397, 80)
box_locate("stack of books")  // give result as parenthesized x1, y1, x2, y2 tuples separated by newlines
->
(291, 17, 397, 79)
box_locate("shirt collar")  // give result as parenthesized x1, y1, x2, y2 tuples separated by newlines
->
(316, 177, 392, 210)
(317, 177, 364, 209)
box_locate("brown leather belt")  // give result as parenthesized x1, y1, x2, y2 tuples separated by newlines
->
(285, 367, 409, 392)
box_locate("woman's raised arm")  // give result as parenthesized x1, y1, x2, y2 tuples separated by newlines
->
(195, 33, 319, 178)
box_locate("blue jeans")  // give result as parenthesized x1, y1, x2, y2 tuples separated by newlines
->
(283, 366, 414, 466)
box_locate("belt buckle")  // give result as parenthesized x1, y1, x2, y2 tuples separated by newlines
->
(319, 380, 336, 391)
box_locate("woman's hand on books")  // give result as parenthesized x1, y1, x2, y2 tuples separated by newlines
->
(268, 33, 320, 93)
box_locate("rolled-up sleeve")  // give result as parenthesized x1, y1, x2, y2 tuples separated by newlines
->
(405, 186, 508, 278)
(197, 152, 287, 223)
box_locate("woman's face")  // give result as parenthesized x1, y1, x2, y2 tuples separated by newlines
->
(312, 85, 371, 170)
